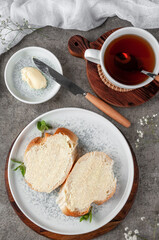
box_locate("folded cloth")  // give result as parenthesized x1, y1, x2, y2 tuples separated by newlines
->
(0, 0, 159, 54)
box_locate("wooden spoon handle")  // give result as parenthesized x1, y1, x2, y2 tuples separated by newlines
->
(85, 93, 131, 128)
(155, 75, 159, 82)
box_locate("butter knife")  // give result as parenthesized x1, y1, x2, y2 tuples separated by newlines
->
(33, 58, 131, 128)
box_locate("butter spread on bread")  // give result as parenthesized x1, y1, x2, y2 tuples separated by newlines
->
(57, 152, 116, 217)
(24, 128, 78, 193)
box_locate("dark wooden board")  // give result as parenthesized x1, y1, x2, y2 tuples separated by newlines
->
(68, 28, 159, 107)
(5, 135, 139, 240)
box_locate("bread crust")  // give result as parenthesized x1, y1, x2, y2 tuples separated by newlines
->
(24, 133, 52, 155)
(25, 128, 78, 155)
(59, 184, 116, 217)
(60, 206, 90, 217)
(54, 128, 78, 145)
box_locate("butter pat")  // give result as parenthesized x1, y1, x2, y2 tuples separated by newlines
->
(21, 67, 47, 89)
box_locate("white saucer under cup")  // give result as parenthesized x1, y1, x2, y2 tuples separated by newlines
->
(4, 47, 62, 104)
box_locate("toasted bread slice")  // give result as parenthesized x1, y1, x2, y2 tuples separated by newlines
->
(57, 152, 116, 217)
(24, 128, 78, 193)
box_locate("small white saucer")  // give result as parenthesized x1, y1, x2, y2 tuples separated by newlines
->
(4, 47, 62, 104)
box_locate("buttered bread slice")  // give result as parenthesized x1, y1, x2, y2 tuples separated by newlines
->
(57, 152, 116, 216)
(24, 128, 78, 193)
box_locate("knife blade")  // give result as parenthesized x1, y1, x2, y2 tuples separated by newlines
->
(33, 58, 85, 96)
(33, 57, 131, 128)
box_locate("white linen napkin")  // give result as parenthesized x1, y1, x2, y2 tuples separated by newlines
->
(0, 0, 159, 54)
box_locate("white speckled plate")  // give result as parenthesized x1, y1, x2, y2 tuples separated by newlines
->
(4, 47, 62, 104)
(8, 108, 134, 235)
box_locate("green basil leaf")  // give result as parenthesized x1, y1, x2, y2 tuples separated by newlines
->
(46, 124, 52, 129)
(80, 216, 84, 222)
(12, 159, 26, 177)
(13, 165, 21, 171)
(40, 124, 46, 132)
(40, 120, 46, 126)
(79, 207, 93, 223)
(37, 120, 52, 133)
(89, 209, 92, 223)
(83, 214, 89, 220)
(45, 125, 49, 130)
(20, 165, 26, 177)
(37, 121, 42, 130)
(11, 159, 22, 164)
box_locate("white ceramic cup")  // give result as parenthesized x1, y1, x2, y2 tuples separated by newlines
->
(84, 27, 159, 89)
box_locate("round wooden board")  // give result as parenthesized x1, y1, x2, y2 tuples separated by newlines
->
(5, 134, 139, 240)
(68, 28, 159, 107)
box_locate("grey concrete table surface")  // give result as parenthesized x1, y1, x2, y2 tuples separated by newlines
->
(0, 17, 159, 240)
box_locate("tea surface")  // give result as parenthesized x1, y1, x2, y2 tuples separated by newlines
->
(104, 34, 155, 85)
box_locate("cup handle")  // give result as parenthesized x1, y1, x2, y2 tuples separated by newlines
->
(84, 49, 101, 64)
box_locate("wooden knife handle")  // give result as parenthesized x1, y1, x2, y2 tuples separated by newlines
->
(155, 75, 159, 82)
(85, 93, 131, 128)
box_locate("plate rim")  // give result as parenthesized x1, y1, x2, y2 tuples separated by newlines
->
(7, 107, 134, 235)
(4, 46, 62, 104)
